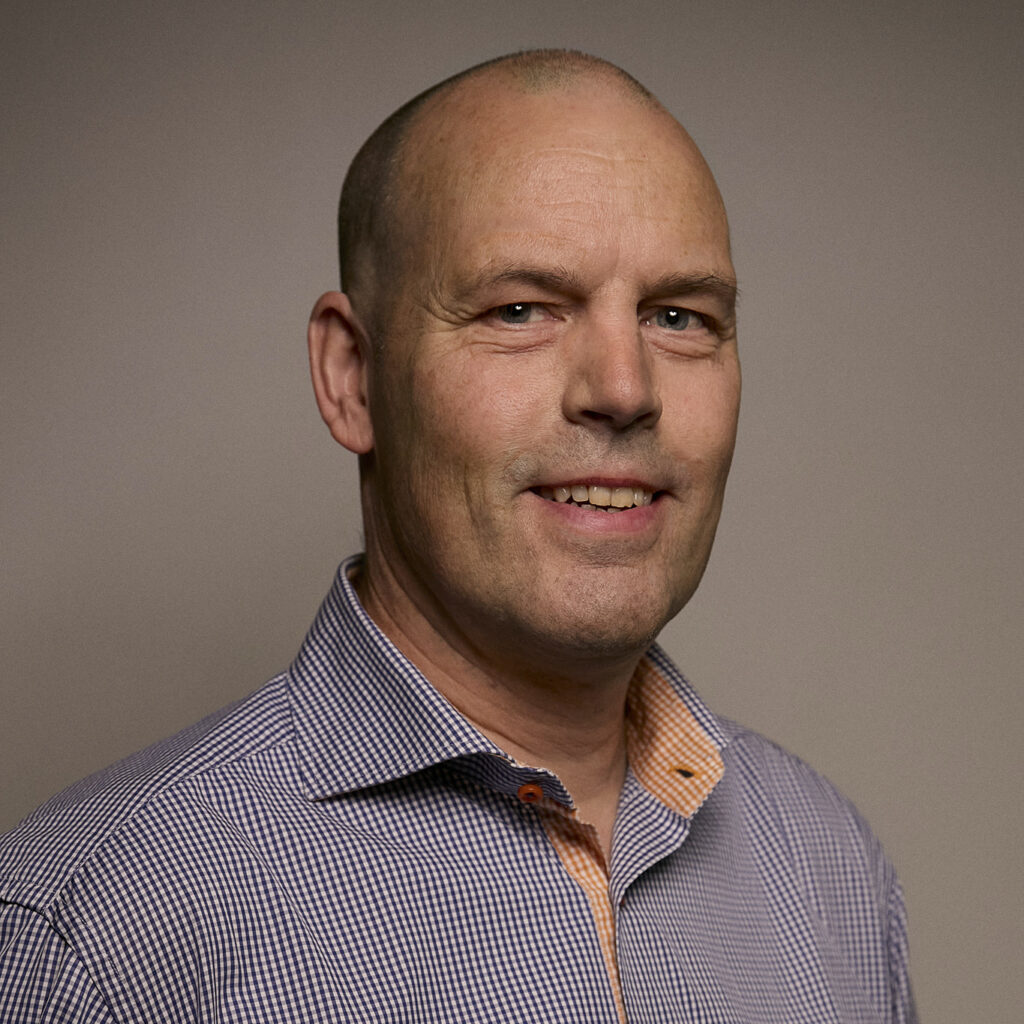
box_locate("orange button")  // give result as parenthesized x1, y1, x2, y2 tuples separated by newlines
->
(517, 783, 544, 804)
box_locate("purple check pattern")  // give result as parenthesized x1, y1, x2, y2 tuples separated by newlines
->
(1, 556, 916, 1022)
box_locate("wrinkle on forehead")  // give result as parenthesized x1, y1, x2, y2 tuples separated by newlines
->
(389, 74, 731, 298)
(506, 147, 724, 219)
(406, 71, 708, 178)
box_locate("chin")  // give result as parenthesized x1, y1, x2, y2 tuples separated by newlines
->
(520, 591, 676, 664)
(554, 561, 698, 638)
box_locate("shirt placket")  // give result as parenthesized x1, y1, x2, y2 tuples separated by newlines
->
(520, 788, 628, 1024)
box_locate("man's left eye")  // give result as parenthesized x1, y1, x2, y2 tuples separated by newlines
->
(649, 307, 703, 331)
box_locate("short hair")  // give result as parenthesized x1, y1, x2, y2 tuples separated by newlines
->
(336, 50, 659, 336)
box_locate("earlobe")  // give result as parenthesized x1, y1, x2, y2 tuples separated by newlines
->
(307, 291, 375, 454)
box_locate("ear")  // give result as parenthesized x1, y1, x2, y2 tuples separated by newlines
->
(307, 291, 375, 454)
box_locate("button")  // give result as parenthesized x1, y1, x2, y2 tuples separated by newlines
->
(517, 782, 544, 804)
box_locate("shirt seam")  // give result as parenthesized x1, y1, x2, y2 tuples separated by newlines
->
(0, 729, 298, 917)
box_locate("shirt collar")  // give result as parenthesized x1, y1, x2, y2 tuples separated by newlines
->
(289, 556, 503, 800)
(625, 649, 726, 818)
(289, 555, 728, 817)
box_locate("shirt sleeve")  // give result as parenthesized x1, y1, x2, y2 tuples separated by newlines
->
(0, 901, 117, 1024)
(886, 877, 919, 1024)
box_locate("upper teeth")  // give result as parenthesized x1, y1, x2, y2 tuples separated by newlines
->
(538, 484, 653, 509)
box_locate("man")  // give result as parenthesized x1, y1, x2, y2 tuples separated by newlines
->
(0, 51, 916, 1022)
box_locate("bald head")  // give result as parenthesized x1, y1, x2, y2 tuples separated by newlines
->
(336, 50, 718, 337)
(309, 50, 739, 673)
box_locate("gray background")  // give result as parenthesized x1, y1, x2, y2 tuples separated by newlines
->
(3, 1, 1021, 1020)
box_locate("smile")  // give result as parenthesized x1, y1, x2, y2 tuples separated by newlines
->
(534, 483, 655, 512)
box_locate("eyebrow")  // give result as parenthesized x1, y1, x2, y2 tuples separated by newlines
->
(456, 264, 739, 311)
(454, 264, 587, 302)
(646, 273, 740, 311)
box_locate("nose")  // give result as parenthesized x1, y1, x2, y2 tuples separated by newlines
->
(562, 316, 662, 431)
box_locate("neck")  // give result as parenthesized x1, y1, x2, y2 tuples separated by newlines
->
(354, 561, 638, 857)
(460, 690, 628, 860)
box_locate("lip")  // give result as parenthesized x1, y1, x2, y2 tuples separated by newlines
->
(535, 477, 660, 491)
(526, 485, 665, 536)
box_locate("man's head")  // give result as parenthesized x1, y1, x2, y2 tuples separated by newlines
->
(309, 51, 740, 682)
(336, 51, 662, 338)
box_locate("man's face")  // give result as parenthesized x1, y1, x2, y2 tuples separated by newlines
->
(360, 78, 740, 677)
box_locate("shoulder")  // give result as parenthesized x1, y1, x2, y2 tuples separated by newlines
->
(0, 674, 293, 916)
(713, 718, 898, 897)
(718, 719, 873, 821)
(693, 721, 916, 1021)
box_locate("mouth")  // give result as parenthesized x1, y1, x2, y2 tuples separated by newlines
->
(532, 483, 657, 513)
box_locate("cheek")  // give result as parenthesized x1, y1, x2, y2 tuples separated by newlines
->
(668, 358, 739, 429)
(416, 355, 552, 477)
(712, 373, 742, 469)
(703, 389, 740, 470)
(660, 368, 740, 499)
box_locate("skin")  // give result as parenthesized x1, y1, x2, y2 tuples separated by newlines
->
(309, 71, 739, 854)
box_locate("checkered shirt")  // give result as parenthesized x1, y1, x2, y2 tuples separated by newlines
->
(0, 556, 916, 1022)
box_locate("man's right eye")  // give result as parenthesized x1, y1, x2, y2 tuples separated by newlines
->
(494, 302, 537, 324)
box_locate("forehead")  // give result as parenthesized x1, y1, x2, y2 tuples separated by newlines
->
(396, 78, 732, 284)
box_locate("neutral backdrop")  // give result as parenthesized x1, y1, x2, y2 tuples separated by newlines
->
(3, 1, 1021, 1020)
